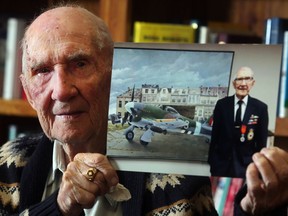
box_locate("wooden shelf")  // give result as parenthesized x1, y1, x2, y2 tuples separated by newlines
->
(274, 118, 288, 151)
(275, 118, 288, 137)
(0, 99, 37, 117)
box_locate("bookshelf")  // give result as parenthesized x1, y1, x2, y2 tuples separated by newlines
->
(0, 99, 40, 144)
(0, 99, 36, 117)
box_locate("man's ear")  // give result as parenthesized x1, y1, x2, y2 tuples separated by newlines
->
(251, 79, 255, 87)
(19, 74, 36, 110)
(232, 80, 237, 89)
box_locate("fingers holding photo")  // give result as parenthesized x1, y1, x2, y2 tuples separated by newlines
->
(253, 147, 288, 191)
(242, 147, 288, 214)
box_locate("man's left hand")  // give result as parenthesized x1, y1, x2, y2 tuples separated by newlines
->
(241, 147, 288, 214)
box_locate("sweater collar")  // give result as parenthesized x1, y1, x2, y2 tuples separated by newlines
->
(19, 134, 54, 211)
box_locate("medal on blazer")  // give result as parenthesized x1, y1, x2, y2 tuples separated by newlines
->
(240, 125, 247, 142)
(248, 129, 254, 140)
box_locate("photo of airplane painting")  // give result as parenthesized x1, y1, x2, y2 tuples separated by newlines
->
(107, 44, 234, 162)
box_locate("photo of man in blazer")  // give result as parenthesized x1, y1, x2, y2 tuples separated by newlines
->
(208, 66, 269, 178)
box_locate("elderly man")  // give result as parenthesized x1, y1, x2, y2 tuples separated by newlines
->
(0, 5, 216, 216)
(208, 67, 269, 178)
(0, 5, 288, 216)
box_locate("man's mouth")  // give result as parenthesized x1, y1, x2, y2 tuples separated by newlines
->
(55, 111, 84, 119)
(238, 87, 248, 90)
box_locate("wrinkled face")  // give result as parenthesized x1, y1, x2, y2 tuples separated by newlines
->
(233, 68, 255, 99)
(20, 9, 112, 145)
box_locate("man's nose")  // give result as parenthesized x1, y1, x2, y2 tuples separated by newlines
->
(51, 67, 78, 101)
(240, 79, 248, 84)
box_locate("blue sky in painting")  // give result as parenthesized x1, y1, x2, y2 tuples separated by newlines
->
(109, 47, 234, 114)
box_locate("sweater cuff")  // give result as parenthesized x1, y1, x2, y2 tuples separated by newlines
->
(23, 190, 63, 215)
(23, 190, 85, 216)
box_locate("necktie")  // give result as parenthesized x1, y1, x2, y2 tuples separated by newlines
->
(235, 100, 243, 127)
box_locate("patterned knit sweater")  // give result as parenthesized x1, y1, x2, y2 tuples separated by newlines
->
(0, 134, 218, 216)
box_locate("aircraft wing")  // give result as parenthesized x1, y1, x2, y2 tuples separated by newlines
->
(153, 118, 188, 130)
(129, 118, 153, 129)
(130, 117, 208, 137)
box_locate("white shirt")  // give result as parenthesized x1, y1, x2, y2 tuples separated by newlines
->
(41, 140, 123, 216)
(234, 95, 248, 121)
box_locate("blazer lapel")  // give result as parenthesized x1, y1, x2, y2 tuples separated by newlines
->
(227, 96, 235, 130)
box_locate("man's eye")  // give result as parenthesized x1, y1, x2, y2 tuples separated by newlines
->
(76, 61, 86, 68)
(35, 67, 51, 74)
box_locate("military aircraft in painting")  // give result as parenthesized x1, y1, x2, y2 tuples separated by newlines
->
(114, 100, 213, 146)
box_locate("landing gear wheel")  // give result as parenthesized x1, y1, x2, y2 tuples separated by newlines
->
(184, 120, 190, 129)
(125, 131, 134, 141)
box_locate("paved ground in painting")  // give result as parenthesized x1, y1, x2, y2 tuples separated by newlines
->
(107, 123, 209, 162)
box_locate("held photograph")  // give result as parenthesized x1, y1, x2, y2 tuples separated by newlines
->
(107, 43, 282, 176)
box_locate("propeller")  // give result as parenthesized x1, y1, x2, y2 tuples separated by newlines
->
(122, 111, 129, 126)
(122, 85, 135, 126)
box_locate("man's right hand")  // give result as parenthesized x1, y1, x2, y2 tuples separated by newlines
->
(57, 153, 119, 216)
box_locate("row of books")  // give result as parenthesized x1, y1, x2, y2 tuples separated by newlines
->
(133, 19, 288, 45)
(0, 17, 26, 100)
(211, 177, 244, 216)
(133, 21, 262, 44)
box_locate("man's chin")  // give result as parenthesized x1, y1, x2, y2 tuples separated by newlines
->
(52, 132, 84, 145)
(236, 91, 248, 97)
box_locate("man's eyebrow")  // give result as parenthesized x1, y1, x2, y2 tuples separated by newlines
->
(28, 52, 93, 70)
(30, 61, 47, 71)
(66, 52, 92, 61)
(235, 76, 253, 80)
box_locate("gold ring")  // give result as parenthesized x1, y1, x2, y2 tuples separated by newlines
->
(86, 167, 97, 181)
